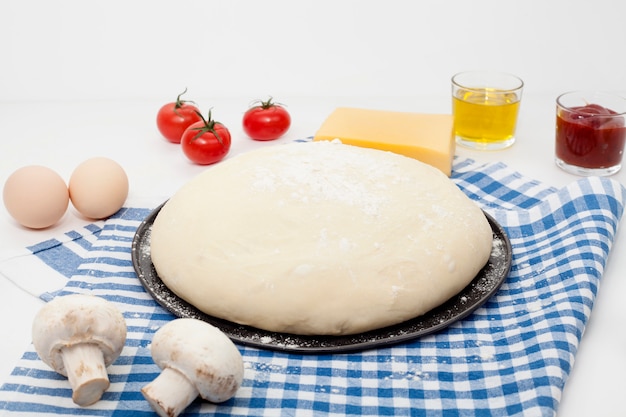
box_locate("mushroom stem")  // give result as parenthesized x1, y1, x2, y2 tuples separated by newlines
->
(141, 367, 199, 417)
(61, 343, 110, 406)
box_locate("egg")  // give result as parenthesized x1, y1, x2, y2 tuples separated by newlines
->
(3, 166, 70, 229)
(69, 157, 129, 220)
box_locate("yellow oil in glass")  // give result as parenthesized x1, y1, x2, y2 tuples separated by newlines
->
(453, 88, 520, 144)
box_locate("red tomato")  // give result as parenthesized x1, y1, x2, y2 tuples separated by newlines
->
(181, 111, 231, 165)
(242, 98, 291, 141)
(156, 88, 202, 143)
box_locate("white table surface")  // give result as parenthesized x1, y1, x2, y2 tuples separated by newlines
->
(0, 94, 624, 416)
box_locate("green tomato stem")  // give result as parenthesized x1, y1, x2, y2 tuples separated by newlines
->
(191, 110, 224, 145)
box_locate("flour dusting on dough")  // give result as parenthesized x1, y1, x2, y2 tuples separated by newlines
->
(149, 141, 494, 336)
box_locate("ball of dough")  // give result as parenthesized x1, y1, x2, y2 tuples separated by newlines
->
(150, 141, 493, 335)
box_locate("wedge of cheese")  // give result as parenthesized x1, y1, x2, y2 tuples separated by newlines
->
(313, 107, 455, 176)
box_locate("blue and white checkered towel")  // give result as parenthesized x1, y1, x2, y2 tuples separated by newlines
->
(0, 157, 624, 417)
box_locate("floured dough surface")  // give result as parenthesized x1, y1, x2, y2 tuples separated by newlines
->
(150, 141, 493, 335)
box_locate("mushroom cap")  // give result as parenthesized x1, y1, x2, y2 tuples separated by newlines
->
(31, 294, 127, 376)
(150, 318, 244, 403)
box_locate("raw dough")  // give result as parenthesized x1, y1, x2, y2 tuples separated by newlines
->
(150, 141, 493, 335)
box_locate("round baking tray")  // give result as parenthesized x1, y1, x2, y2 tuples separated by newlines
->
(131, 203, 511, 354)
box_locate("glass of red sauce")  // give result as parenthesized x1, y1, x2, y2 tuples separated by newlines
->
(555, 91, 626, 176)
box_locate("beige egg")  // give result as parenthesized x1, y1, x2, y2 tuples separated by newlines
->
(3, 166, 70, 229)
(69, 157, 129, 220)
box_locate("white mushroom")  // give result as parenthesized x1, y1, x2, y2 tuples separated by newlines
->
(31, 293, 127, 406)
(141, 318, 244, 417)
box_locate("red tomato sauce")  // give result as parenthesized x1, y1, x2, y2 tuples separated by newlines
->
(555, 105, 626, 169)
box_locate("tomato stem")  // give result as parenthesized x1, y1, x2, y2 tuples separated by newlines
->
(170, 87, 198, 120)
(260, 97, 274, 109)
(191, 110, 224, 145)
(249, 96, 286, 110)
(175, 88, 188, 109)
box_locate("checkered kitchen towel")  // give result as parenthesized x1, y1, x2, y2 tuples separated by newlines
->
(0, 156, 624, 417)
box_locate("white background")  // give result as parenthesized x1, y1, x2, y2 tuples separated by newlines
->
(1, 0, 625, 102)
(1, 1, 626, 416)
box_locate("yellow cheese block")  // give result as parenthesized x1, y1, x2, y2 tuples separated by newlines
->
(313, 107, 455, 176)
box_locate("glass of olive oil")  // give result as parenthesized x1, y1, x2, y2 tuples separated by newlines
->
(452, 71, 524, 150)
